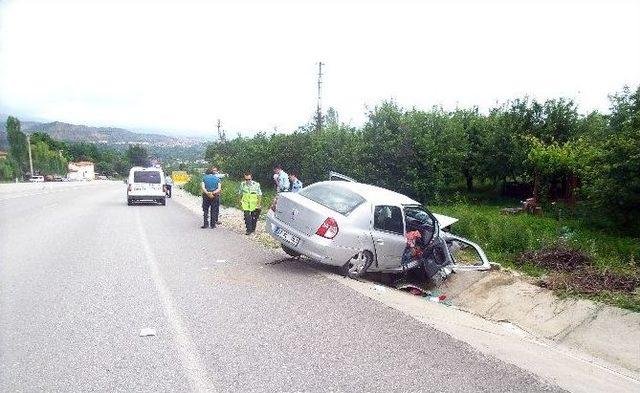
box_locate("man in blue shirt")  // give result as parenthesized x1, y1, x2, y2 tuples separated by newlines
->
(200, 167, 221, 228)
(290, 173, 303, 192)
(273, 165, 290, 193)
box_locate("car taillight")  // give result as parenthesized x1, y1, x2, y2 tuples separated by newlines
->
(316, 217, 339, 239)
(128, 184, 132, 192)
(270, 196, 278, 212)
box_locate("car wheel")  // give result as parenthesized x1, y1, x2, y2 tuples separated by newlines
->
(342, 251, 373, 279)
(281, 244, 301, 257)
(127, 199, 133, 206)
(160, 198, 166, 206)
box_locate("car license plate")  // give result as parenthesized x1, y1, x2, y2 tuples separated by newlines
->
(275, 227, 300, 246)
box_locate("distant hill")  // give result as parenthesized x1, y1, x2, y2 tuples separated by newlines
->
(0, 118, 205, 149)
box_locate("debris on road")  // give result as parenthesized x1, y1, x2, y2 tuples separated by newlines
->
(139, 328, 156, 337)
(396, 283, 431, 297)
(373, 284, 387, 293)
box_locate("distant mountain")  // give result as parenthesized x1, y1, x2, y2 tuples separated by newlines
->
(0, 118, 208, 150)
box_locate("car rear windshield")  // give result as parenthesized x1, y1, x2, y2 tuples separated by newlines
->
(133, 171, 161, 184)
(299, 183, 365, 215)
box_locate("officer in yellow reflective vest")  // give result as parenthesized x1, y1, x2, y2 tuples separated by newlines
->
(238, 172, 263, 235)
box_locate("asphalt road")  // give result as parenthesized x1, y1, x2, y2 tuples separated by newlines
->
(0, 182, 563, 392)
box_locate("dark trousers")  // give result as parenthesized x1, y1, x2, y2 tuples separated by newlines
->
(244, 210, 259, 233)
(165, 185, 172, 198)
(202, 195, 220, 227)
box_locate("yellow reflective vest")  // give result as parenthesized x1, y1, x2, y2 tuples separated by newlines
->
(239, 181, 262, 211)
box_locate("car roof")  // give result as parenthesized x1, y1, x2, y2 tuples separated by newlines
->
(130, 166, 163, 172)
(313, 181, 421, 206)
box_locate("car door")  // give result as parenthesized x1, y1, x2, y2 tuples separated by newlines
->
(371, 205, 406, 268)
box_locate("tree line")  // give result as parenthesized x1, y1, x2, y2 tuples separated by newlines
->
(205, 86, 640, 233)
(1, 116, 151, 180)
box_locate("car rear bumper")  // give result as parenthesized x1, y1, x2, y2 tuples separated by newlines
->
(266, 211, 357, 266)
(128, 193, 165, 201)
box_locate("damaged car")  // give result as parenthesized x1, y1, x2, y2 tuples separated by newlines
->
(266, 172, 491, 281)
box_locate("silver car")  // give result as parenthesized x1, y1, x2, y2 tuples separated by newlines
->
(266, 174, 491, 279)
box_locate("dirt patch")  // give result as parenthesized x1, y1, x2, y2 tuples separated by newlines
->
(518, 243, 639, 299)
(542, 269, 640, 294)
(517, 244, 591, 271)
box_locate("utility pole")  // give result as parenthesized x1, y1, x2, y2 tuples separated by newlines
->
(316, 61, 324, 133)
(26, 134, 34, 175)
(216, 119, 226, 142)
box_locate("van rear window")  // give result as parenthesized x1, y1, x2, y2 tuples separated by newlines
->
(299, 184, 365, 215)
(133, 171, 161, 184)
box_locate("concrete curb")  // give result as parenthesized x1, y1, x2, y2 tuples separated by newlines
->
(442, 270, 640, 373)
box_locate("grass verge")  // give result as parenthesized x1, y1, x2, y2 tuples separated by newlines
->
(432, 203, 640, 311)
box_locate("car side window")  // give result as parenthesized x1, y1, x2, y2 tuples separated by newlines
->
(374, 206, 404, 235)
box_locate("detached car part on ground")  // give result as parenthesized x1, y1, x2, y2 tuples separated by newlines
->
(266, 172, 491, 282)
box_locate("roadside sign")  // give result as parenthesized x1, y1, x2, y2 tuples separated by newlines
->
(171, 171, 190, 185)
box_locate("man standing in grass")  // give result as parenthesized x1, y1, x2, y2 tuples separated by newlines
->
(238, 172, 262, 235)
(200, 167, 221, 229)
(290, 173, 303, 193)
(273, 164, 290, 193)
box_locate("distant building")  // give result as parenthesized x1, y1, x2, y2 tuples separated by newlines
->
(67, 161, 95, 181)
(0, 151, 7, 160)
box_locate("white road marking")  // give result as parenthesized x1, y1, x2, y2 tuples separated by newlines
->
(135, 210, 216, 393)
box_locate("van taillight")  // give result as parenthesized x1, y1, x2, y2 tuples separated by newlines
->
(316, 218, 339, 239)
(128, 184, 132, 192)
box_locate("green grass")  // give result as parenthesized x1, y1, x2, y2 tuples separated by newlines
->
(431, 203, 639, 274)
(431, 202, 640, 311)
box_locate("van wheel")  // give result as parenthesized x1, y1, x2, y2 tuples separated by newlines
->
(342, 251, 373, 278)
(160, 198, 166, 206)
(281, 244, 301, 257)
(127, 199, 133, 206)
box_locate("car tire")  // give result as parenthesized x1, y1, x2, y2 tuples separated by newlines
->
(342, 251, 373, 279)
(160, 198, 166, 206)
(127, 199, 133, 206)
(281, 244, 301, 257)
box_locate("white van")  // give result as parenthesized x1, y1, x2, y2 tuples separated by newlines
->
(127, 167, 166, 206)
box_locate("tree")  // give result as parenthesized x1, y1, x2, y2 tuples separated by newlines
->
(31, 141, 67, 175)
(126, 145, 150, 167)
(6, 116, 28, 174)
(30, 132, 67, 152)
(0, 159, 17, 180)
(577, 86, 640, 229)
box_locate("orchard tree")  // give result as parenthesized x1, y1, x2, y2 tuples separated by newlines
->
(6, 116, 28, 174)
(126, 145, 150, 167)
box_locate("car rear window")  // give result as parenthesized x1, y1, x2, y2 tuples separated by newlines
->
(299, 183, 365, 215)
(133, 171, 161, 184)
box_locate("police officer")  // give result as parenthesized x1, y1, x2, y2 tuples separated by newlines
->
(238, 171, 262, 235)
(212, 166, 223, 225)
(200, 167, 221, 229)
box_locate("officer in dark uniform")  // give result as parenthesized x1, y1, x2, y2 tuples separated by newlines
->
(200, 168, 221, 228)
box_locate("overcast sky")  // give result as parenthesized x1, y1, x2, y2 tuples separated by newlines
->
(1, 0, 639, 137)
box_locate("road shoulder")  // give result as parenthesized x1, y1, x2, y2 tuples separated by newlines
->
(171, 186, 640, 393)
